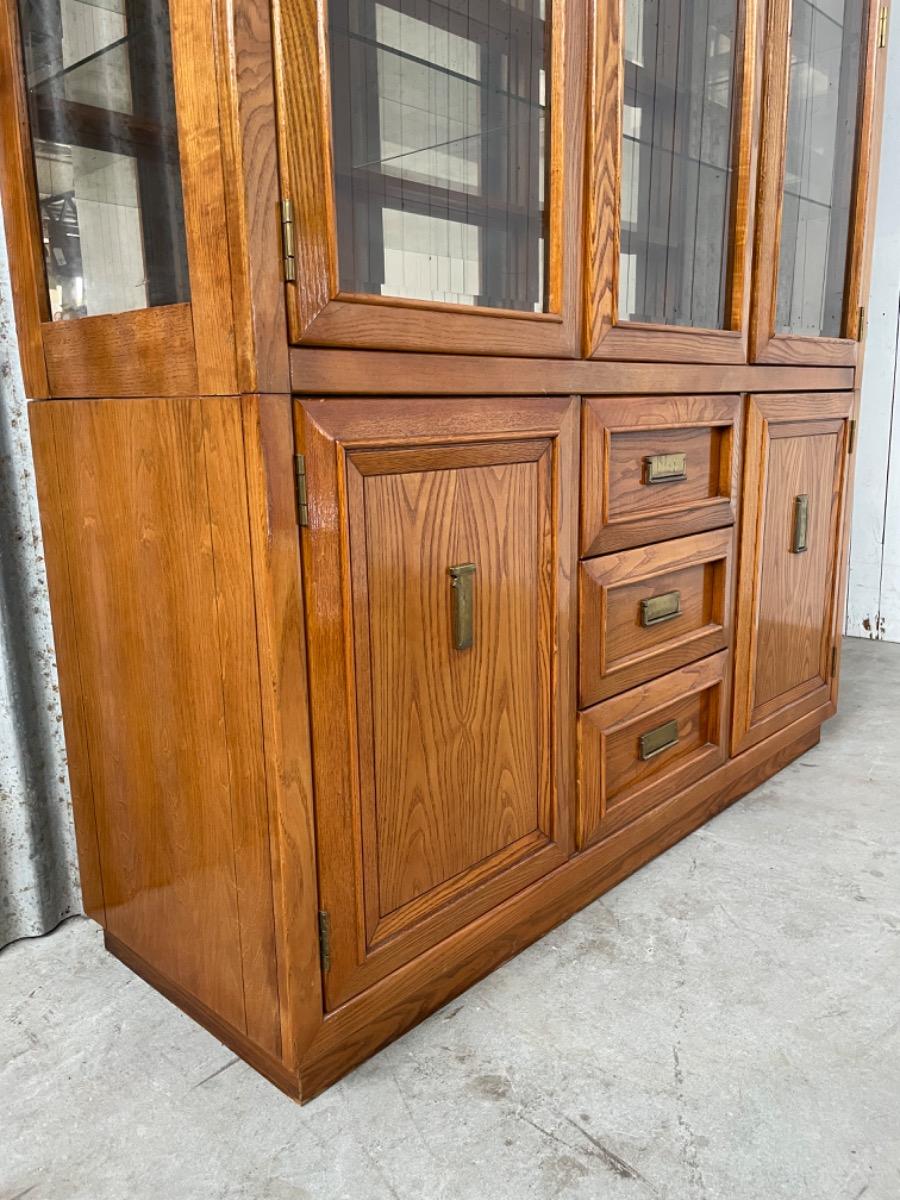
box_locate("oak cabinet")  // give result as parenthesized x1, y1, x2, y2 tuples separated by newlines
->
(732, 393, 853, 753)
(0, 0, 883, 1102)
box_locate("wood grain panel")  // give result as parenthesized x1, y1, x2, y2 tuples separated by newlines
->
(578, 652, 728, 848)
(29, 402, 104, 919)
(579, 528, 734, 705)
(358, 456, 544, 916)
(241, 395, 320, 1068)
(298, 396, 577, 1009)
(581, 395, 742, 555)
(34, 396, 278, 1045)
(289, 349, 856, 396)
(732, 393, 852, 753)
(215, 0, 291, 394)
(42, 305, 199, 399)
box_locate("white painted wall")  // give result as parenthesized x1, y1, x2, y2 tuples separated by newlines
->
(846, 21, 900, 641)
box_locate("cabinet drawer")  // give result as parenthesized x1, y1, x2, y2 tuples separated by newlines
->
(580, 528, 734, 706)
(581, 396, 742, 556)
(578, 653, 728, 848)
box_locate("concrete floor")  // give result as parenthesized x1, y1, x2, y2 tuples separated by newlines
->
(2, 637, 899, 1200)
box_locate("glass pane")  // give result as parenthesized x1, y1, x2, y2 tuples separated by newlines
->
(619, 0, 739, 329)
(328, 0, 550, 312)
(775, 0, 864, 337)
(17, 0, 189, 321)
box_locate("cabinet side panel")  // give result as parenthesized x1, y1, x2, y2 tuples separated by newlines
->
(32, 397, 280, 1050)
(29, 403, 105, 921)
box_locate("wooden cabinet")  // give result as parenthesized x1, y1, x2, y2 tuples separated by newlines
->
(0, 0, 884, 1101)
(732, 393, 853, 752)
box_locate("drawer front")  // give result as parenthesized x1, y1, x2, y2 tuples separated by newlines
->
(581, 396, 742, 556)
(580, 528, 734, 706)
(578, 653, 728, 848)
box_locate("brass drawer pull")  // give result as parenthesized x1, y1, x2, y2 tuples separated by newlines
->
(643, 452, 687, 484)
(448, 563, 476, 650)
(791, 494, 809, 554)
(639, 719, 679, 761)
(640, 590, 682, 627)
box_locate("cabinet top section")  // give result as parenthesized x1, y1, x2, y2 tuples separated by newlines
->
(0, 0, 888, 400)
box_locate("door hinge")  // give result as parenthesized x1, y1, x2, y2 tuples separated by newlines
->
(857, 304, 867, 341)
(878, 5, 888, 47)
(848, 418, 858, 454)
(318, 910, 331, 973)
(294, 452, 309, 527)
(280, 198, 297, 282)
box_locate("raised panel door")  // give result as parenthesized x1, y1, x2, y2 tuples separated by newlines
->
(732, 393, 853, 753)
(298, 396, 577, 1007)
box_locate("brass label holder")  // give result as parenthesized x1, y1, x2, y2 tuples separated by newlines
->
(448, 563, 476, 651)
(640, 590, 682, 627)
(643, 452, 687, 484)
(791, 494, 809, 554)
(639, 719, 679, 761)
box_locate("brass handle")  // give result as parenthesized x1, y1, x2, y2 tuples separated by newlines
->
(643, 452, 687, 484)
(640, 590, 682, 627)
(791, 494, 809, 554)
(639, 719, 679, 761)
(448, 563, 476, 651)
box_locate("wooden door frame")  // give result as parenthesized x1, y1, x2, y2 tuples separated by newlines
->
(748, 0, 882, 365)
(585, 0, 761, 364)
(732, 391, 854, 755)
(0, 0, 290, 398)
(271, 0, 585, 356)
(295, 395, 579, 1009)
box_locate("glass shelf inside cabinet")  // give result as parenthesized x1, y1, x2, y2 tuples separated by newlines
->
(775, 0, 865, 338)
(619, 0, 740, 329)
(328, 0, 551, 312)
(16, 0, 189, 321)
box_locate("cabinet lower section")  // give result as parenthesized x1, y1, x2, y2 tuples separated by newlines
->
(28, 388, 853, 1103)
(105, 710, 827, 1102)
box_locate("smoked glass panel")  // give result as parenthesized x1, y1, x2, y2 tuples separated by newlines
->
(17, 0, 189, 320)
(328, 0, 550, 312)
(775, 0, 865, 337)
(619, 0, 739, 329)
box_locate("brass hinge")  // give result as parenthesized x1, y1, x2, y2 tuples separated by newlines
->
(281, 198, 297, 282)
(848, 418, 858, 454)
(318, 910, 331, 973)
(857, 304, 867, 340)
(878, 5, 889, 47)
(294, 453, 309, 527)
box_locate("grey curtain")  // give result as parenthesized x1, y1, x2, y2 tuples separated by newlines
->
(0, 198, 82, 949)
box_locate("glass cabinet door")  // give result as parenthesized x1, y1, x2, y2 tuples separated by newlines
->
(751, 0, 879, 362)
(275, 0, 585, 354)
(1, 0, 237, 398)
(15, 0, 189, 321)
(587, 0, 753, 362)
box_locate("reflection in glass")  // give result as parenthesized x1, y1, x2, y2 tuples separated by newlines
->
(619, 0, 739, 329)
(17, 0, 189, 320)
(775, 0, 864, 337)
(328, 0, 550, 312)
